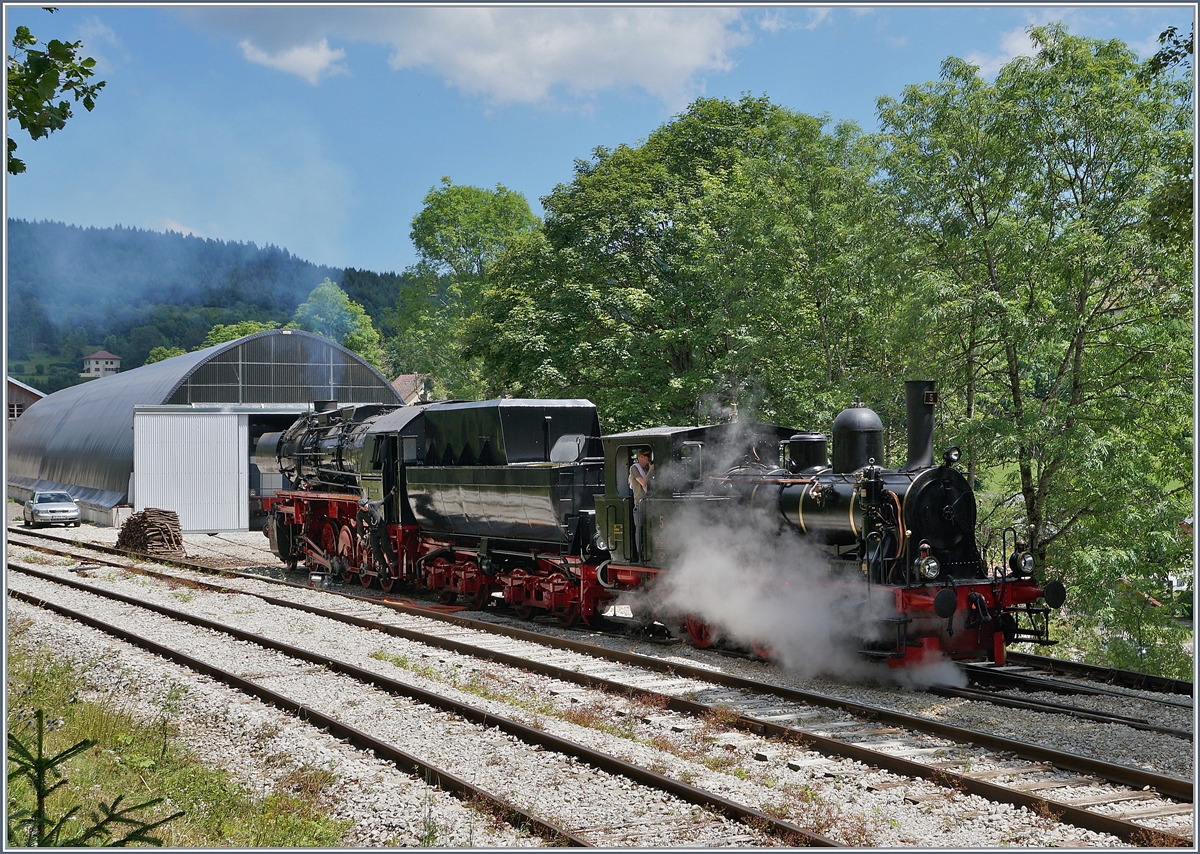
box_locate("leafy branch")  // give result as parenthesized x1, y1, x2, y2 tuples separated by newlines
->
(7, 7, 106, 174)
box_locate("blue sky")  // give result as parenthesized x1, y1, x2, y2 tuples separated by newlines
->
(4, 3, 1193, 275)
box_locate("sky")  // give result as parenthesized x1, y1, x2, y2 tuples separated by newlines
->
(3, 3, 1193, 275)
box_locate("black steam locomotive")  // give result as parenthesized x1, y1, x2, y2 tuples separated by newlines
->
(258, 381, 1064, 667)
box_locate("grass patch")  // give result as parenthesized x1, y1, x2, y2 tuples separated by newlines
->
(7, 623, 351, 846)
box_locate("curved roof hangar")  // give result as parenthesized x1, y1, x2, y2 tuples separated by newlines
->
(7, 330, 401, 508)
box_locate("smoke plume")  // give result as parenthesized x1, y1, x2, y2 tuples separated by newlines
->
(637, 502, 966, 688)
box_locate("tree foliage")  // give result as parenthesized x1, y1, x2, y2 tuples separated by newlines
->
(7, 8, 106, 175)
(199, 320, 280, 349)
(386, 178, 540, 399)
(473, 96, 894, 432)
(6, 219, 343, 366)
(144, 346, 186, 364)
(291, 279, 383, 368)
(876, 24, 1192, 671)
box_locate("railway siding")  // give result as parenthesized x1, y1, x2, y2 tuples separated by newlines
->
(6, 541, 1192, 846)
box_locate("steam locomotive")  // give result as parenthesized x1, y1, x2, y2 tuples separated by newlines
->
(257, 381, 1065, 667)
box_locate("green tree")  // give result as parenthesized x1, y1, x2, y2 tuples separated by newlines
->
(292, 280, 383, 368)
(7, 8, 106, 175)
(877, 24, 1192, 675)
(199, 320, 280, 349)
(387, 178, 539, 399)
(473, 96, 888, 432)
(144, 346, 185, 364)
(411, 177, 540, 283)
(1141, 24, 1194, 249)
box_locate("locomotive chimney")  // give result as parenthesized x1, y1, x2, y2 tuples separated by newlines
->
(905, 380, 937, 471)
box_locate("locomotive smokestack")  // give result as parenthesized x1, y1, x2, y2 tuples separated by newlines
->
(905, 380, 937, 471)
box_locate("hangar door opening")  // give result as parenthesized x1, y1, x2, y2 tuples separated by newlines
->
(133, 411, 248, 533)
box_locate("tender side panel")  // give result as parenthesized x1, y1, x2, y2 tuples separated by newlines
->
(405, 462, 603, 543)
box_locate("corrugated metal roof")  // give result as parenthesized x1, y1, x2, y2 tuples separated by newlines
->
(7, 330, 401, 508)
(7, 376, 45, 398)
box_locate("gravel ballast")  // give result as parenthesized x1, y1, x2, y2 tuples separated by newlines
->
(6, 523, 1192, 845)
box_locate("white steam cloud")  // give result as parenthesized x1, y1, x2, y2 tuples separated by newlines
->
(631, 459, 966, 689)
(643, 504, 890, 682)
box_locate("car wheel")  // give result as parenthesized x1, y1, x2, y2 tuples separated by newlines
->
(23, 518, 30, 527)
(74, 521, 81, 527)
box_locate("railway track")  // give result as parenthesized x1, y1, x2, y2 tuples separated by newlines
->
(8, 562, 835, 847)
(6, 532, 1193, 846)
(1005, 650, 1193, 696)
(960, 662, 1194, 711)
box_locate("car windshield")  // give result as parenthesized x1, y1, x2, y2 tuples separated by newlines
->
(37, 493, 74, 503)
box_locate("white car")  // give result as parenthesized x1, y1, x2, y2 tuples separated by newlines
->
(23, 492, 82, 528)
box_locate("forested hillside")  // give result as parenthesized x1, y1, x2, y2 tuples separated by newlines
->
(6, 219, 408, 380)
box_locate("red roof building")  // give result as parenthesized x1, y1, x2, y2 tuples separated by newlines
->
(81, 350, 121, 378)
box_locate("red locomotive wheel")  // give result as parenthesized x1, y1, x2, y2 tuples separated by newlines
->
(320, 522, 337, 560)
(469, 588, 491, 610)
(750, 642, 774, 661)
(512, 602, 534, 620)
(378, 564, 397, 593)
(554, 604, 580, 628)
(438, 589, 458, 606)
(685, 615, 715, 649)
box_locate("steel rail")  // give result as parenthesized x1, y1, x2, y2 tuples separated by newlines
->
(7, 527, 287, 576)
(8, 543, 1192, 804)
(1006, 651, 1194, 697)
(7, 566, 839, 848)
(962, 664, 1194, 710)
(927, 685, 1193, 741)
(354, 599, 1197, 804)
(5, 588, 588, 847)
(10, 563, 1191, 846)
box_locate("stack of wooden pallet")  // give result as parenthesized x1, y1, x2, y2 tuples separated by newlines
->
(116, 508, 185, 558)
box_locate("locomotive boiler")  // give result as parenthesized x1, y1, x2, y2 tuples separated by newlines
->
(258, 381, 1065, 667)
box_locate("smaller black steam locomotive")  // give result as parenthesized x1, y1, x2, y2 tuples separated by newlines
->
(258, 381, 1065, 668)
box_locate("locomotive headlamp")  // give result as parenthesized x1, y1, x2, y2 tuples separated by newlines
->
(1009, 550, 1035, 577)
(943, 446, 961, 465)
(917, 555, 941, 580)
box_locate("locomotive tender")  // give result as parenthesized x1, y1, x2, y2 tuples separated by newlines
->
(258, 381, 1065, 667)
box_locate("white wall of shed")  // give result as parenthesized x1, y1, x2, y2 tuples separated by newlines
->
(133, 412, 248, 532)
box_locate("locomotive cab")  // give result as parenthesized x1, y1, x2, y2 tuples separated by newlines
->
(595, 423, 796, 568)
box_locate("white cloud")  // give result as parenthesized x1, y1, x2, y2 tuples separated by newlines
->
(757, 7, 831, 34)
(74, 16, 123, 72)
(964, 25, 1036, 76)
(239, 37, 347, 85)
(1128, 31, 1166, 61)
(381, 7, 748, 108)
(184, 7, 750, 108)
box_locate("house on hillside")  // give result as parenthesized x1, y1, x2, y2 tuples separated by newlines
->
(391, 372, 430, 405)
(7, 376, 44, 425)
(81, 350, 121, 378)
